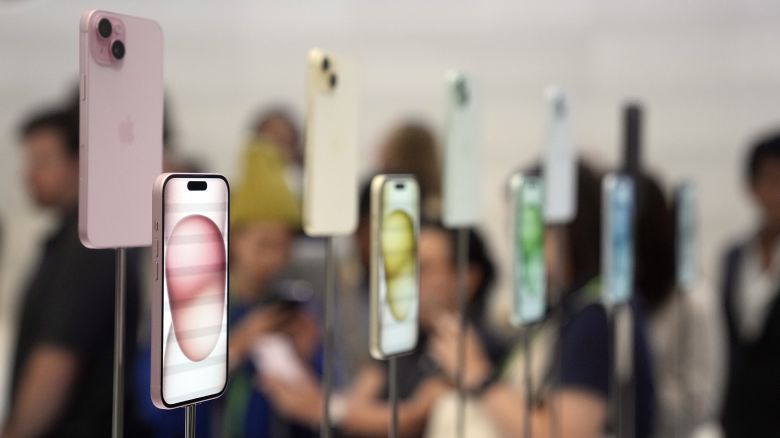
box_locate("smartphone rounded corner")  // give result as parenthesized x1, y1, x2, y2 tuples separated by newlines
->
(302, 221, 319, 238)
(147, 17, 164, 42)
(79, 10, 98, 33)
(199, 378, 229, 406)
(343, 213, 359, 236)
(78, 221, 100, 249)
(369, 344, 385, 361)
(150, 388, 169, 410)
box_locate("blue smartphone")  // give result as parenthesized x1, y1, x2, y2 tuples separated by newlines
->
(602, 174, 634, 305)
(509, 174, 546, 326)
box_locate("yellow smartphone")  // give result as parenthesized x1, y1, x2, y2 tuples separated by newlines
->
(369, 175, 420, 359)
(302, 48, 359, 236)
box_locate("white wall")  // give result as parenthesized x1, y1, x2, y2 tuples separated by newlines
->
(2, 0, 780, 418)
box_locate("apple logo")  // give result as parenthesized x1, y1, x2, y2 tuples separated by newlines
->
(118, 116, 135, 145)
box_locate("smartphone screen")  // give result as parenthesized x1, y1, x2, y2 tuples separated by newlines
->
(675, 182, 697, 291)
(372, 176, 419, 358)
(510, 175, 546, 326)
(602, 174, 634, 305)
(161, 176, 229, 406)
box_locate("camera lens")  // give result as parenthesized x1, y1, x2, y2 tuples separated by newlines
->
(111, 40, 125, 60)
(98, 18, 112, 39)
(321, 57, 330, 71)
(329, 73, 338, 89)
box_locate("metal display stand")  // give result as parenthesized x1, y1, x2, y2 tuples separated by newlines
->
(185, 404, 196, 438)
(522, 327, 534, 438)
(609, 303, 635, 438)
(322, 236, 336, 438)
(389, 357, 399, 438)
(112, 248, 127, 438)
(455, 227, 469, 438)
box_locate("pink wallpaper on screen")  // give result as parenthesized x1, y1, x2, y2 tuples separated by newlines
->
(162, 178, 228, 404)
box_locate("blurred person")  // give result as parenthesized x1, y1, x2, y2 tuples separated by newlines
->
(251, 106, 303, 197)
(425, 162, 656, 438)
(220, 139, 322, 437)
(633, 173, 719, 437)
(378, 122, 442, 219)
(260, 223, 504, 438)
(2, 106, 141, 437)
(720, 132, 780, 437)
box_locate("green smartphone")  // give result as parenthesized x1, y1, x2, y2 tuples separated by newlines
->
(509, 173, 546, 326)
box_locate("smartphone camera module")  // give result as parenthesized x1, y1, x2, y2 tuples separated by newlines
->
(97, 18, 112, 38)
(455, 78, 469, 106)
(321, 56, 330, 71)
(90, 15, 126, 66)
(329, 73, 338, 89)
(111, 40, 125, 60)
(554, 96, 567, 117)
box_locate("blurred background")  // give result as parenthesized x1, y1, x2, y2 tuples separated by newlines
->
(2, 0, 780, 436)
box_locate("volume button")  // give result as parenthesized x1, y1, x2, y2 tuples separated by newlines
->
(80, 75, 86, 101)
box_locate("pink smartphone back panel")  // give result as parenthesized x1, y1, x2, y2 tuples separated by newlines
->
(79, 10, 163, 248)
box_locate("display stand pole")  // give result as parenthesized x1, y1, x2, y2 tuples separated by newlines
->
(522, 327, 533, 438)
(610, 304, 634, 438)
(673, 290, 685, 438)
(455, 227, 469, 438)
(112, 247, 127, 438)
(607, 305, 616, 438)
(185, 404, 196, 438)
(548, 226, 566, 438)
(322, 236, 336, 438)
(389, 357, 399, 438)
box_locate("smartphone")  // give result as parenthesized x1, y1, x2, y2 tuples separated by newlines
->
(302, 48, 358, 236)
(602, 174, 635, 306)
(79, 10, 163, 248)
(509, 174, 546, 326)
(442, 71, 480, 228)
(151, 174, 229, 409)
(543, 86, 577, 224)
(674, 182, 697, 291)
(370, 175, 420, 359)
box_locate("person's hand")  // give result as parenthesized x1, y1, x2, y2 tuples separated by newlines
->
(229, 306, 290, 366)
(430, 313, 493, 391)
(259, 370, 323, 427)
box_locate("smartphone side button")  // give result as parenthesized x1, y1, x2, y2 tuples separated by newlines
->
(80, 75, 86, 101)
(155, 262, 159, 281)
(154, 239, 159, 258)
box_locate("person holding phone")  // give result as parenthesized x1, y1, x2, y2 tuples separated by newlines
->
(425, 162, 656, 438)
(720, 132, 780, 437)
(260, 223, 503, 438)
(220, 139, 322, 437)
(3, 105, 141, 437)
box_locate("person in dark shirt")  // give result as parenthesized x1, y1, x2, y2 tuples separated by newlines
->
(2, 106, 140, 437)
(428, 162, 655, 438)
(720, 132, 780, 437)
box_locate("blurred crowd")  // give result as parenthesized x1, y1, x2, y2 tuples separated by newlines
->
(2, 87, 780, 438)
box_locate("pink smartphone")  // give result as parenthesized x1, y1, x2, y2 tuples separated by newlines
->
(79, 10, 163, 248)
(151, 173, 229, 409)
